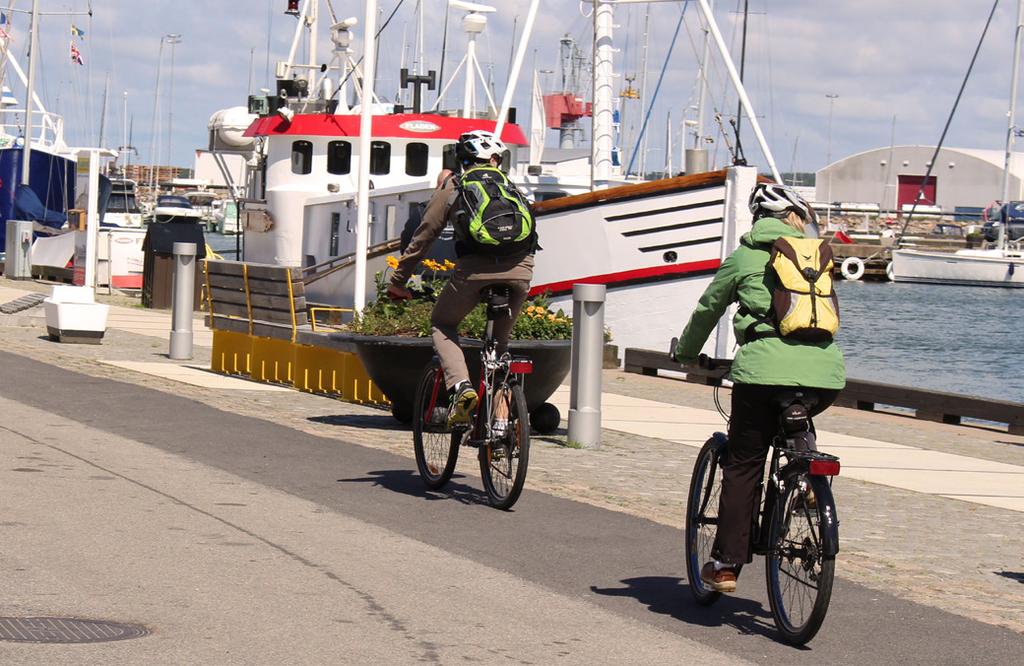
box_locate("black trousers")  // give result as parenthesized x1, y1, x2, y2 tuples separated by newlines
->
(711, 383, 839, 565)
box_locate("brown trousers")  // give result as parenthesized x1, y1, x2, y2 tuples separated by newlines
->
(430, 254, 534, 389)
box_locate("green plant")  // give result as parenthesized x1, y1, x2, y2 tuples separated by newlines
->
(348, 257, 574, 340)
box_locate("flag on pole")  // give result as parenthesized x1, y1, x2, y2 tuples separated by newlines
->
(71, 24, 85, 38)
(70, 41, 84, 65)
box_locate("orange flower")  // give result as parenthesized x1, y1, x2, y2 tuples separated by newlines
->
(386, 255, 399, 269)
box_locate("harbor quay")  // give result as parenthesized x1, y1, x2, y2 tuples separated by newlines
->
(0, 277, 1022, 663)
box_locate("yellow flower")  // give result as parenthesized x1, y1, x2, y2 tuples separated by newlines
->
(548, 314, 556, 321)
(386, 255, 399, 269)
(443, 259, 456, 269)
(526, 306, 536, 314)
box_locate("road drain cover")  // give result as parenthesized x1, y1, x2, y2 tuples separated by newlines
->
(0, 617, 149, 643)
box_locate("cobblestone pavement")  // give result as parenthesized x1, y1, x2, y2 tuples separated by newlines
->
(1, 296, 1022, 634)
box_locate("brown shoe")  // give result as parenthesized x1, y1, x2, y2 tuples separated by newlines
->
(700, 562, 737, 593)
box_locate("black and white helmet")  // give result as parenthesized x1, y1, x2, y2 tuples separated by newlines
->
(748, 182, 816, 223)
(457, 130, 507, 164)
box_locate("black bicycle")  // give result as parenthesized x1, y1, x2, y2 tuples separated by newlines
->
(412, 285, 532, 510)
(682, 354, 841, 646)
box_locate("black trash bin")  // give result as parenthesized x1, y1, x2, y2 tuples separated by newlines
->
(142, 222, 207, 309)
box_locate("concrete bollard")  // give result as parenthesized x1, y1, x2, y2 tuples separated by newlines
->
(169, 242, 196, 360)
(568, 283, 606, 448)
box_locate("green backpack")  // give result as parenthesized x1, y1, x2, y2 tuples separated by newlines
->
(449, 166, 537, 256)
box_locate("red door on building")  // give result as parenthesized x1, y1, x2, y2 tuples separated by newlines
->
(897, 174, 937, 209)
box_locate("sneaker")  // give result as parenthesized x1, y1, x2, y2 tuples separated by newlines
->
(448, 381, 478, 426)
(700, 562, 738, 593)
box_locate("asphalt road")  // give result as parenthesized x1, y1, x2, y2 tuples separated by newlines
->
(1, 350, 1020, 664)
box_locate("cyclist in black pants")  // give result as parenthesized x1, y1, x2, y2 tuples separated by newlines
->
(674, 183, 846, 592)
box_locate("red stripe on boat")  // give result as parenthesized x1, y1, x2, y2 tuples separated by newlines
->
(528, 259, 721, 297)
(244, 113, 528, 145)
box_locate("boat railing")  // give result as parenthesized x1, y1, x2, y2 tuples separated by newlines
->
(301, 238, 402, 287)
(0, 108, 65, 151)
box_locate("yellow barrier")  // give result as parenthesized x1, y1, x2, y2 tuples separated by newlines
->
(211, 329, 388, 407)
(211, 330, 253, 376)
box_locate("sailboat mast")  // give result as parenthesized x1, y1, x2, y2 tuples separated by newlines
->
(637, 5, 651, 179)
(591, 0, 615, 188)
(999, 0, 1024, 250)
(20, 0, 39, 185)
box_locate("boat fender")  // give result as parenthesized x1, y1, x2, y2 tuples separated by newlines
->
(1010, 262, 1016, 277)
(885, 261, 895, 281)
(840, 256, 865, 281)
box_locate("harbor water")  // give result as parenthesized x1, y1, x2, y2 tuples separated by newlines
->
(835, 281, 1023, 404)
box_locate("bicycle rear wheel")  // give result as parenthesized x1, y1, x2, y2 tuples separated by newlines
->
(479, 382, 530, 510)
(412, 364, 460, 489)
(685, 435, 726, 606)
(765, 473, 836, 645)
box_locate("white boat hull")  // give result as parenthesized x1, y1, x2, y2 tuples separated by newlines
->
(302, 169, 755, 359)
(892, 248, 1024, 288)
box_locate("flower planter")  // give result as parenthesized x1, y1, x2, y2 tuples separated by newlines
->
(333, 333, 571, 432)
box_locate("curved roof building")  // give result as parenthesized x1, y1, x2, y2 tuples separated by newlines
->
(815, 145, 1024, 212)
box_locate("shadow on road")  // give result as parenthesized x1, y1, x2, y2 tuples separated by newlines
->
(994, 570, 1024, 583)
(310, 414, 409, 431)
(590, 576, 792, 644)
(338, 468, 489, 505)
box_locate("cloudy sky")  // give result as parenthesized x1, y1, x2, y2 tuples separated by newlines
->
(11, 0, 1023, 174)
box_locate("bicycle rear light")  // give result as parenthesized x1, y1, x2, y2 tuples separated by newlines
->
(809, 459, 840, 476)
(508, 360, 533, 374)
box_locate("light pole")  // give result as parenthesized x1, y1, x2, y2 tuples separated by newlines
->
(165, 34, 182, 172)
(825, 92, 838, 228)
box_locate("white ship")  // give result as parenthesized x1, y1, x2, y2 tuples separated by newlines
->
(212, 0, 780, 356)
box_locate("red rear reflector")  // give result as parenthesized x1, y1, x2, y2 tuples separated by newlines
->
(809, 459, 840, 476)
(509, 360, 533, 374)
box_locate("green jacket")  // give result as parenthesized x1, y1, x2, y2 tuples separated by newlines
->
(675, 217, 846, 389)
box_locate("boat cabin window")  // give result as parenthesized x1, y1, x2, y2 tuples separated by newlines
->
(327, 140, 352, 175)
(534, 190, 568, 202)
(291, 140, 313, 175)
(405, 142, 429, 177)
(442, 143, 458, 172)
(370, 141, 391, 175)
(108, 192, 139, 213)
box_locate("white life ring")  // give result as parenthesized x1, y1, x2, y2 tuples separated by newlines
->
(885, 261, 895, 281)
(840, 256, 865, 281)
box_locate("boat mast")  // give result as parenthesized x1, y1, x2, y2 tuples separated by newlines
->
(591, 0, 615, 188)
(20, 0, 39, 185)
(1000, 0, 1024, 250)
(636, 5, 651, 179)
(353, 0, 378, 312)
(694, 0, 781, 182)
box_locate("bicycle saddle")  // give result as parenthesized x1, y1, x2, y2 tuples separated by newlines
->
(481, 284, 513, 320)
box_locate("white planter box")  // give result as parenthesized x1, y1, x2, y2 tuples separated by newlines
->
(43, 285, 110, 344)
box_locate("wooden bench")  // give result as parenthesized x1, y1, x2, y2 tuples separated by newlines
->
(622, 347, 1024, 435)
(204, 260, 309, 340)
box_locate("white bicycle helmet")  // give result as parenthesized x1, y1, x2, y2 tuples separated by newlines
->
(749, 182, 817, 224)
(457, 130, 507, 164)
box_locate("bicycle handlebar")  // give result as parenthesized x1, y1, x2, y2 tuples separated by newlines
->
(668, 337, 717, 370)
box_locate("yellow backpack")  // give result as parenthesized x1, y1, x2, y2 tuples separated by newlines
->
(747, 237, 840, 342)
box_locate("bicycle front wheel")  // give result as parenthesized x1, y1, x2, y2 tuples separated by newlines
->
(479, 382, 530, 510)
(765, 473, 836, 645)
(685, 435, 726, 606)
(412, 363, 459, 489)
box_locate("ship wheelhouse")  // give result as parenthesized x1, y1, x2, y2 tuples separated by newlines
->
(242, 112, 527, 275)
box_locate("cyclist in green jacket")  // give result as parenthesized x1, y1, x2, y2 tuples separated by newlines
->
(674, 182, 845, 593)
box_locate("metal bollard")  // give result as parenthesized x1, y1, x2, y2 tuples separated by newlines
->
(568, 283, 606, 448)
(169, 242, 196, 360)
